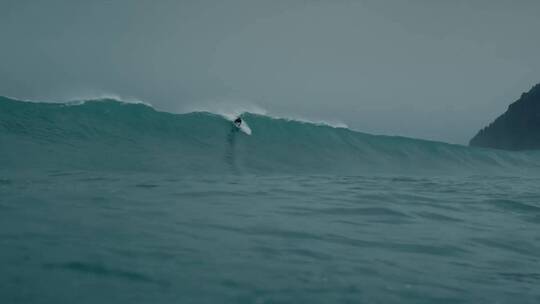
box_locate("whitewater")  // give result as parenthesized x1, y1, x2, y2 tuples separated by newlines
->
(1, 96, 540, 303)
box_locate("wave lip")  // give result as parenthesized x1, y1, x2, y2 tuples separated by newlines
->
(1, 95, 540, 176)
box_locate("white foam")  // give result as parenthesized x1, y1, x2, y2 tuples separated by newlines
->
(184, 99, 348, 132)
(66, 93, 153, 107)
(186, 101, 266, 119)
(2, 95, 37, 103)
(273, 115, 349, 129)
(2, 93, 153, 108)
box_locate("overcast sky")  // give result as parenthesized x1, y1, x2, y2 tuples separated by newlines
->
(1, 0, 539, 144)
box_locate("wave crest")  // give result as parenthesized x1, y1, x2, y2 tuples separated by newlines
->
(1, 95, 540, 176)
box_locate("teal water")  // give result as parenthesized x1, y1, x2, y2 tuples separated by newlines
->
(1, 97, 540, 303)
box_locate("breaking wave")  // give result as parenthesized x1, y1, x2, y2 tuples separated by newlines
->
(1, 96, 540, 176)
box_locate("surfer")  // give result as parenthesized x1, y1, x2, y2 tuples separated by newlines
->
(234, 117, 242, 127)
(232, 116, 251, 134)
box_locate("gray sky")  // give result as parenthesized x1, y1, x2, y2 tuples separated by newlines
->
(1, 0, 539, 144)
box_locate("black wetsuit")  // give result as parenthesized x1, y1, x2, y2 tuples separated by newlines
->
(234, 117, 242, 126)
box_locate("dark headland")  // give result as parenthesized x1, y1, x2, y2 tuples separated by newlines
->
(470, 83, 540, 151)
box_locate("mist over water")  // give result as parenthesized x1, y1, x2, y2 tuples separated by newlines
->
(1, 96, 540, 303)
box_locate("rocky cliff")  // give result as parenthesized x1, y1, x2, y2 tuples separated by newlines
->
(470, 83, 540, 150)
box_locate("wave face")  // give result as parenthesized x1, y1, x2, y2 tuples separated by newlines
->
(1, 96, 540, 175)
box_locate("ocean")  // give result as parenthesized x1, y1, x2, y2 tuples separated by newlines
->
(1, 96, 540, 303)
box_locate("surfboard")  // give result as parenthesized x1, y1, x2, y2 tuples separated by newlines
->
(234, 120, 252, 135)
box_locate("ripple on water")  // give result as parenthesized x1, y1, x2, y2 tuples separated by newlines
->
(44, 262, 162, 285)
(485, 199, 540, 214)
